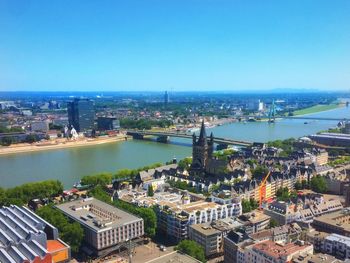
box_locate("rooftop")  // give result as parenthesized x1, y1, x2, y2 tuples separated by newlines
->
(253, 240, 312, 260)
(56, 198, 142, 232)
(190, 223, 221, 236)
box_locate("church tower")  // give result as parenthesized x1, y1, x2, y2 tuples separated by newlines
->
(191, 120, 214, 171)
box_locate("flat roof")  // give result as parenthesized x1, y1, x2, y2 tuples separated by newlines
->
(56, 198, 142, 233)
(190, 223, 221, 236)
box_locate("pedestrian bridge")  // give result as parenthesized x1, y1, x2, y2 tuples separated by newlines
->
(126, 130, 253, 147)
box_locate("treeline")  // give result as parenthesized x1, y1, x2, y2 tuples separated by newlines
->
(1, 134, 43, 146)
(0, 180, 63, 206)
(120, 118, 173, 130)
(175, 240, 206, 262)
(267, 138, 296, 157)
(295, 176, 328, 193)
(0, 126, 23, 133)
(167, 179, 199, 194)
(80, 162, 164, 186)
(241, 198, 259, 213)
(36, 205, 84, 253)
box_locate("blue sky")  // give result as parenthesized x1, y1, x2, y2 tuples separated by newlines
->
(0, 0, 349, 92)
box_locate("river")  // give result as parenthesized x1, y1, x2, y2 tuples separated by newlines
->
(1, 106, 349, 188)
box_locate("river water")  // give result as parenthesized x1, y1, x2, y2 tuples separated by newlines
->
(1, 106, 349, 188)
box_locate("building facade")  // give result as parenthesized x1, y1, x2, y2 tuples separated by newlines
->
(67, 98, 95, 132)
(191, 121, 214, 172)
(56, 198, 144, 256)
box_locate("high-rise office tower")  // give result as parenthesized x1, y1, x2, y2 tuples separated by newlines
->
(67, 98, 95, 132)
(164, 91, 169, 105)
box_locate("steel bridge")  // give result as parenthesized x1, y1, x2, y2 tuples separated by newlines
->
(126, 130, 253, 147)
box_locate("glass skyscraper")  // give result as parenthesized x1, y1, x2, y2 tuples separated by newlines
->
(67, 98, 95, 132)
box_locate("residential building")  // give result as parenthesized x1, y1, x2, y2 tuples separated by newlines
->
(224, 231, 254, 263)
(156, 200, 240, 241)
(244, 240, 313, 263)
(250, 223, 303, 244)
(67, 98, 95, 132)
(0, 205, 70, 263)
(292, 253, 342, 263)
(56, 198, 144, 256)
(237, 211, 271, 235)
(322, 233, 350, 260)
(189, 224, 222, 257)
(306, 230, 329, 252)
(31, 121, 49, 132)
(264, 198, 342, 225)
(313, 208, 350, 237)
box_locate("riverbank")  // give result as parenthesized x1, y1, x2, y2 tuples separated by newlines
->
(293, 103, 341, 116)
(0, 135, 128, 156)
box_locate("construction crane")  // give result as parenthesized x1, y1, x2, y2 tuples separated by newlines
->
(259, 170, 272, 209)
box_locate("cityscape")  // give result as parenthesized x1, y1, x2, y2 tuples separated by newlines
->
(1, 1, 350, 263)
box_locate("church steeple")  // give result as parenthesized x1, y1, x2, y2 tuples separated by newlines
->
(198, 120, 207, 144)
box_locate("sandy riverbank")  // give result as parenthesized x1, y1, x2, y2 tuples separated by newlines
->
(0, 135, 129, 156)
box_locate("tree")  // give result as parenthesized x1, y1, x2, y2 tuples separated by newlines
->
(241, 199, 252, 213)
(36, 206, 84, 253)
(251, 165, 269, 179)
(114, 199, 157, 238)
(175, 240, 206, 263)
(295, 181, 302, 190)
(269, 219, 278, 228)
(178, 157, 192, 170)
(0, 180, 63, 206)
(276, 187, 290, 201)
(310, 176, 328, 193)
(147, 185, 154, 197)
(81, 173, 113, 187)
(1, 136, 13, 146)
(25, 134, 39, 143)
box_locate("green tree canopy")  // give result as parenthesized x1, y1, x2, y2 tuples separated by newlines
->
(175, 240, 206, 263)
(310, 175, 328, 193)
(36, 205, 84, 253)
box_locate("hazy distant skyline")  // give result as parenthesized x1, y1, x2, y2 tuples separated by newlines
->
(0, 0, 349, 92)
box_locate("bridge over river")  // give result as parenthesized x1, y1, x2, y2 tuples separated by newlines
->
(242, 115, 349, 121)
(126, 130, 253, 147)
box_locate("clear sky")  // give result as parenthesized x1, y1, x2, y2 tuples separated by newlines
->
(0, 0, 349, 92)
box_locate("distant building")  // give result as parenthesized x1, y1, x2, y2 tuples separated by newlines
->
(67, 98, 95, 132)
(97, 116, 120, 131)
(164, 91, 169, 105)
(309, 133, 350, 147)
(56, 198, 144, 256)
(31, 121, 49, 132)
(0, 205, 70, 262)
